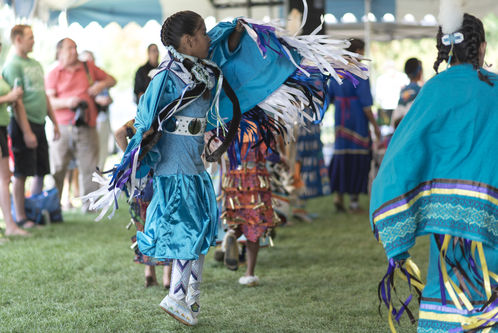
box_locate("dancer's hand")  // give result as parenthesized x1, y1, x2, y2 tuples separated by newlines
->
(229, 20, 245, 52)
(235, 20, 245, 33)
(143, 127, 155, 140)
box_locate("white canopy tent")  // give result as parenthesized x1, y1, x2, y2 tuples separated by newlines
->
(396, 0, 498, 21)
(9, 0, 498, 30)
(6, 0, 282, 27)
(324, 0, 498, 46)
(5, 0, 497, 49)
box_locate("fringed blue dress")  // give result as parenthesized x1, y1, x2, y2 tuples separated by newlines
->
(98, 19, 368, 264)
(134, 62, 218, 261)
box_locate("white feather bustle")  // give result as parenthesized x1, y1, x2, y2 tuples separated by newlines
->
(439, 0, 465, 34)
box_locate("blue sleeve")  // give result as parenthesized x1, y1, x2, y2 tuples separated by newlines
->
(123, 70, 177, 176)
(355, 78, 373, 108)
(208, 19, 242, 67)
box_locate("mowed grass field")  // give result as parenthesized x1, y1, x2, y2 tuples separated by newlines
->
(0, 195, 429, 332)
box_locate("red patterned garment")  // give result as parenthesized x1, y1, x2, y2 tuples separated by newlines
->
(222, 144, 275, 242)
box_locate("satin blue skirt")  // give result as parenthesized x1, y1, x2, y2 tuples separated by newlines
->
(136, 171, 218, 261)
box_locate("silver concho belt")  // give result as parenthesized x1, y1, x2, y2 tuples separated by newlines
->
(162, 115, 207, 136)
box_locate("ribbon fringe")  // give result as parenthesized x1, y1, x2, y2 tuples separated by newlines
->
(377, 258, 424, 333)
(435, 234, 498, 332)
(240, 17, 369, 84)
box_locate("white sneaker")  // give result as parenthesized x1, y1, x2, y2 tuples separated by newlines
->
(238, 275, 259, 286)
(159, 295, 198, 326)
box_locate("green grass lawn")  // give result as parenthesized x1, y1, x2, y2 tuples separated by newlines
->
(0, 195, 429, 332)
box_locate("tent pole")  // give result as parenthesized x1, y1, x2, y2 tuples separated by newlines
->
(247, 0, 252, 17)
(364, 0, 371, 56)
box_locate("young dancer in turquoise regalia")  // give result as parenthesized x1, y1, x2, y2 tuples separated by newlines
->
(85, 12, 243, 326)
(370, 1, 498, 332)
(85, 7, 367, 327)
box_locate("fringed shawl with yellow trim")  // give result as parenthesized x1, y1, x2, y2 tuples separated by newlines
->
(370, 64, 498, 259)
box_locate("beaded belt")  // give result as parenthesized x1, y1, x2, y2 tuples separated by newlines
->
(162, 115, 207, 136)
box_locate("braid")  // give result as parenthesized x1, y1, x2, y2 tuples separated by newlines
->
(434, 13, 493, 86)
(477, 68, 492, 85)
(433, 27, 450, 74)
(160, 12, 180, 48)
(458, 14, 482, 70)
(160, 16, 171, 47)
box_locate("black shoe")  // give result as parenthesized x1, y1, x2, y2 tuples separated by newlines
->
(334, 201, 346, 213)
(223, 231, 239, 271)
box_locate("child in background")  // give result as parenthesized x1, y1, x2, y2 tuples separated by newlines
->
(391, 57, 423, 130)
(221, 129, 277, 286)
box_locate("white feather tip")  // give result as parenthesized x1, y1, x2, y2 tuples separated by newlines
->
(438, 0, 465, 34)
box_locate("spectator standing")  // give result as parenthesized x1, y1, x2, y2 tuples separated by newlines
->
(391, 57, 424, 129)
(133, 44, 159, 104)
(80, 50, 113, 170)
(2, 25, 60, 228)
(0, 39, 29, 236)
(327, 39, 381, 213)
(45, 38, 116, 212)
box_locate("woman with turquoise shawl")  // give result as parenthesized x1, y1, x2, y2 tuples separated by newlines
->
(370, 7, 498, 333)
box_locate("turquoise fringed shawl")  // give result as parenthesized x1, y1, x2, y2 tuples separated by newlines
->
(207, 19, 301, 131)
(370, 64, 498, 259)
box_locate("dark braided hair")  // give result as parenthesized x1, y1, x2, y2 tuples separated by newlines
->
(160, 11, 211, 99)
(434, 13, 493, 86)
(160, 11, 202, 49)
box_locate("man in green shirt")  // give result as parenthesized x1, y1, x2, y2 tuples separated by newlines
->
(2, 25, 60, 228)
